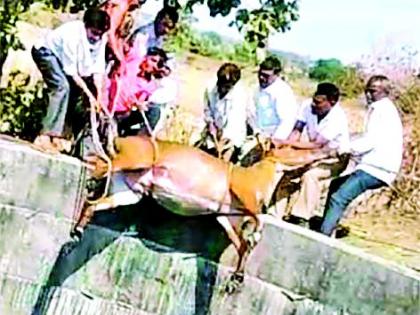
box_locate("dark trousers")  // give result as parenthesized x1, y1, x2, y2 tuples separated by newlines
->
(31, 46, 93, 139)
(320, 170, 386, 236)
(115, 105, 162, 136)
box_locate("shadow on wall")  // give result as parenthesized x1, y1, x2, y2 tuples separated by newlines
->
(31, 197, 231, 315)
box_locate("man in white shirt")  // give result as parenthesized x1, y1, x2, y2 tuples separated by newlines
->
(241, 56, 297, 165)
(31, 9, 110, 152)
(128, 6, 179, 56)
(248, 56, 298, 142)
(281, 83, 350, 225)
(197, 63, 248, 162)
(127, 7, 179, 133)
(320, 75, 403, 236)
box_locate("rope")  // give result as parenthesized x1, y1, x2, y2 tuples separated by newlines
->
(85, 99, 114, 205)
(140, 109, 159, 164)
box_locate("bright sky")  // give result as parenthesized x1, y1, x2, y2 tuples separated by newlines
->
(141, 0, 420, 65)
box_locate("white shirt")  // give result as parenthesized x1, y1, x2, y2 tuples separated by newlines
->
(148, 76, 178, 106)
(249, 77, 298, 140)
(351, 97, 403, 184)
(37, 21, 107, 77)
(203, 80, 248, 147)
(130, 22, 164, 57)
(297, 99, 350, 153)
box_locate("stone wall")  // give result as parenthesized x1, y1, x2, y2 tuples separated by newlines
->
(0, 138, 419, 315)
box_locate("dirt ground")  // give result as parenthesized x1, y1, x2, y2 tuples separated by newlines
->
(173, 53, 420, 272)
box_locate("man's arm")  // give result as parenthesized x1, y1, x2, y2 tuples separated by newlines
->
(272, 85, 297, 140)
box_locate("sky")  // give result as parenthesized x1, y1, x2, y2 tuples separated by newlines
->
(141, 0, 420, 65)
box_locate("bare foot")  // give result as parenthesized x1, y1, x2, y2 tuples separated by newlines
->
(51, 137, 72, 153)
(33, 135, 60, 154)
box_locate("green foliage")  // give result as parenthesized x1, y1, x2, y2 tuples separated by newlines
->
(309, 59, 345, 82)
(309, 59, 364, 98)
(19, 2, 62, 28)
(165, 20, 256, 64)
(0, 72, 46, 140)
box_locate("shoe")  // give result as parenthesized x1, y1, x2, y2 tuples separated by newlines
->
(283, 215, 310, 228)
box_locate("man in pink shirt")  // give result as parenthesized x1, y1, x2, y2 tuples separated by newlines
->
(106, 47, 168, 135)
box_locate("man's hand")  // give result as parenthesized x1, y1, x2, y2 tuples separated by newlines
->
(84, 155, 109, 179)
(271, 138, 292, 148)
(135, 100, 149, 112)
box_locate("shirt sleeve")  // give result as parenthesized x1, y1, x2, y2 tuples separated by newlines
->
(203, 86, 213, 124)
(90, 39, 107, 75)
(350, 108, 380, 154)
(273, 85, 298, 140)
(246, 91, 260, 133)
(61, 38, 79, 76)
(148, 77, 178, 104)
(296, 99, 310, 123)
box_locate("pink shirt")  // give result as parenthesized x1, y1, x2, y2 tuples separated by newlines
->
(107, 53, 157, 114)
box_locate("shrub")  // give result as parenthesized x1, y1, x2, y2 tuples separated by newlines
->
(309, 59, 365, 98)
(0, 71, 46, 141)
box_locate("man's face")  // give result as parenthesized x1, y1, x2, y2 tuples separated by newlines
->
(86, 27, 105, 44)
(142, 54, 163, 73)
(311, 94, 332, 116)
(258, 68, 277, 89)
(155, 15, 176, 37)
(365, 81, 386, 104)
(217, 79, 235, 99)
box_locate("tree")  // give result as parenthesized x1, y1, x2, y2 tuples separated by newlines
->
(0, 0, 300, 79)
(309, 58, 346, 82)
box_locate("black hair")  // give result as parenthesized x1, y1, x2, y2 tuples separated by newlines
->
(83, 8, 111, 32)
(146, 46, 168, 67)
(156, 6, 179, 24)
(315, 82, 340, 103)
(217, 63, 241, 85)
(259, 56, 282, 74)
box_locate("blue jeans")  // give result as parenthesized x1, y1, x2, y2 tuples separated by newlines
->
(116, 104, 163, 136)
(320, 170, 386, 236)
(31, 46, 92, 138)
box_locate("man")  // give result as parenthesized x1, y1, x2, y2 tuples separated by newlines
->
(320, 75, 403, 236)
(282, 83, 350, 225)
(128, 6, 179, 56)
(248, 56, 298, 143)
(197, 63, 248, 162)
(108, 47, 169, 136)
(32, 8, 111, 152)
(126, 6, 180, 133)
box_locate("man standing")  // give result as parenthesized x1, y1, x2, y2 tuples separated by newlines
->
(198, 63, 248, 162)
(320, 75, 403, 236)
(248, 56, 298, 143)
(128, 6, 179, 55)
(283, 83, 350, 225)
(32, 9, 110, 152)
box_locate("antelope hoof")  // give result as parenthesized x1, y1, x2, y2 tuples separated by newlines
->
(246, 231, 262, 248)
(225, 272, 244, 294)
(70, 226, 84, 242)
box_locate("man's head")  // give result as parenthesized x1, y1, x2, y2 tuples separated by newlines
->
(154, 7, 179, 37)
(216, 63, 241, 99)
(365, 75, 391, 105)
(311, 82, 340, 116)
(140, 46, 168, 74)
(83, 9, 111, 44)
(258, 56, 282, 89)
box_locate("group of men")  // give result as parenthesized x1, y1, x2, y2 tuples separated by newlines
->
(29, 1, 404, 237)
(32, 3, 179, 152)
(199, 58, 403, 236)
